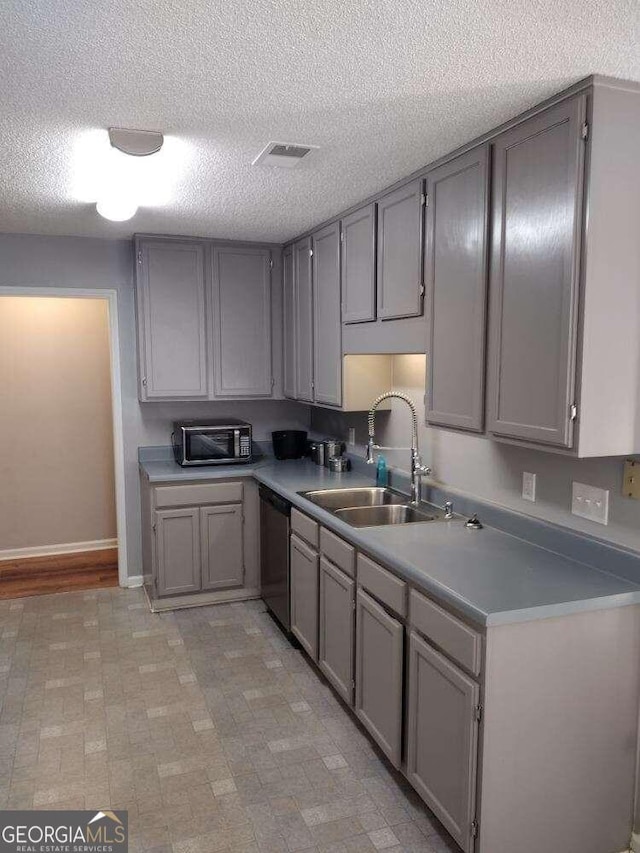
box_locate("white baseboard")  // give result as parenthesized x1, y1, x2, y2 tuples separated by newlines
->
(0, 539, 118, 562)
(125, 575, 144, 588)
(630, 829, 640, 853)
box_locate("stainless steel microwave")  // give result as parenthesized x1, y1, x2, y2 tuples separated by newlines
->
(172, 419, 252, 466)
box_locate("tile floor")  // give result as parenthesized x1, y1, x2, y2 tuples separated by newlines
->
(0, 587, 458, 853)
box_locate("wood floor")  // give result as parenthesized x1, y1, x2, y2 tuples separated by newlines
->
(0, 548, 119, 599)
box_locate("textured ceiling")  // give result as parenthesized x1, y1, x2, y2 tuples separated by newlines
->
(1, 0, 640, 243)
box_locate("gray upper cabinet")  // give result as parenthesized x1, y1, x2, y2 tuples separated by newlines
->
(136, 239, 208, 399)
(200, 504, 244, 591)
(290, 533, 319, 660)
(407, 631, 480, 853)
(425, 146, 489, 432)
(377, 179, 425, 320)
(486, 96, 586, 448)
(355, 588, 404, 768)
(312, 222, 342, 407)
(341, 204, 376, 323)
(211, 246, 273, 397)
(282, 244, 297, 399)
(319, 556, 354, 705)
(155, 507, 201, 596)
(294, 237, 314, 402)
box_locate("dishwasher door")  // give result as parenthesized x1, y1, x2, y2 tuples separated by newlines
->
(259, 486, 291, 631)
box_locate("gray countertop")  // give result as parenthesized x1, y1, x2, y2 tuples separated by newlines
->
(139, 453, 640, 628)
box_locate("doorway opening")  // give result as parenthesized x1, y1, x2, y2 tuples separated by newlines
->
(0, 288, 128, 596)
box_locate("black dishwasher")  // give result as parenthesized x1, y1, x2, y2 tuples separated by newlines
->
(259, 486, 291, 631)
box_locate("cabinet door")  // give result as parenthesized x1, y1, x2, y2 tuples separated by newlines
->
(341, 204, 376, 323)
(155, 508, 201, 596)
(313, 222, 342, 407)
(294, 237, 314, 402)
(211, 246, 272, 397)
(200, 504, 244, 591)
(290, 533, 319, 659)
(282, 244, 297, 399)
(137, 239, 208, 399)
(319, 557, 354, 704)
(377, 179, 425, 320)
(407, 631, 480, 853)
(425, 146, 489, 432)
(487, 96, 586, 447)
(355, 588, 403, 767)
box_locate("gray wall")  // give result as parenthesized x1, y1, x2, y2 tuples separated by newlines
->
(312, 354, 640, 553)
(0, 233, 310, 578)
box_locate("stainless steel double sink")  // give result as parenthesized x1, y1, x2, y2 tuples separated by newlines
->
(298, 487, 448, 527)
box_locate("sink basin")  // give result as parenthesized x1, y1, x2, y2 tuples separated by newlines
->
(301, 487, 406, 511)
(333, 504, 437, 527)
(299, 487, 448, 527)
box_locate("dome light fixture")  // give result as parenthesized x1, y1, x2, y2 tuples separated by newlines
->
(94, 128, 164, 221)
(96, 196, 139, 222)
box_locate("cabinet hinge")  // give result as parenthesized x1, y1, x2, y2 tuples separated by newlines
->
(269, 258, 274, 270)
(309, 248, 314, 258)
(421, 193, 427, 207)
(152, 523, 157, 533)
(340, 230, 344, 243)
(137, 250, 143, 265)
(581, 122, 589, 141)
(271, 377, 275, 389)
(473, 704, 483, 723)
(471, 819, 479, 839)
(419, 283, 425, 297)
(142, 377, 147, 387)
(570, 402, 578, 422)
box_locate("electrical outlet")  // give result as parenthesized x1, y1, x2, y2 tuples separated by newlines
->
(347, 427, 356, 446)
(571, 482, 609, 525)
(522, 472, 536, 502)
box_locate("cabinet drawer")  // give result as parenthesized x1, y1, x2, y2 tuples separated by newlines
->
(320, 527, 355, 577)
(409, 589, 481, 676)
(155, 481, 243, 508)
(357, 554, 406, 617)
(291, 508, 319, 548)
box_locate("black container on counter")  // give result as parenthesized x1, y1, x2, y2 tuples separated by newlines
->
(271, 430, 308, 460)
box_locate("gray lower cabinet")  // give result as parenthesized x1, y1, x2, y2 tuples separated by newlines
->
(200, 504, 244, 591)
(211, 246, 272, 397)
(141, 476, 258, 608)
(407, 631, 480, 853)
(136, 239, 208, 400)
(312, 222, 342, 406)
(355, 588, 404, 767)
(486, 96, 586, 448)
(290, 533, 319, 659)
(341, 203, 376, 323)
(377, 179, 425, 320)
(155, 507, 201, 596)
(282, 244, 297, 399)
(294, 237, 314, 402)
(318, 556, 354, 704)
(425, 146, 489, 432)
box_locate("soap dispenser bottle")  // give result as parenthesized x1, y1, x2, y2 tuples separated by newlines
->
(376, 455, 388, 487)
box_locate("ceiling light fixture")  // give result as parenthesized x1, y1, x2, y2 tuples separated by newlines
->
(93, 128, 164, 221)
(72, 127, 182, 222)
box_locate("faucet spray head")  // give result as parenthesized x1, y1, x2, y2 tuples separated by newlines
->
(366, 437, 375, 464)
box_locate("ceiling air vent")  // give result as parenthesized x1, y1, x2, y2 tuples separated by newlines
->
(252, 141, 319, 168)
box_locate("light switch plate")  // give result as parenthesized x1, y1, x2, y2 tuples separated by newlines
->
(572, 482, 609, 525)
(522, 472, 536, 502)
(623, 459, 640, 499)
